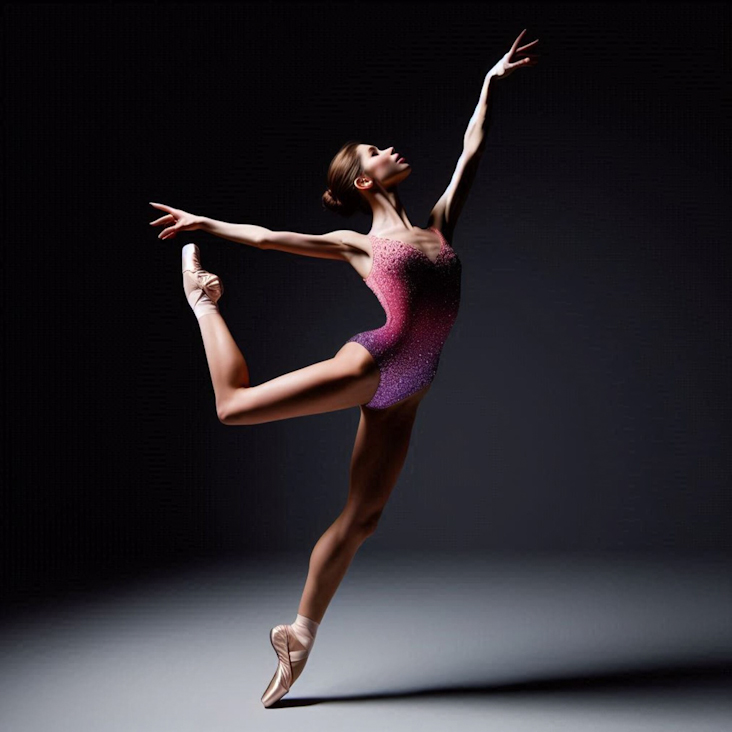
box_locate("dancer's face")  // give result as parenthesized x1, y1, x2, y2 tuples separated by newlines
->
(356, 144, 411, 190)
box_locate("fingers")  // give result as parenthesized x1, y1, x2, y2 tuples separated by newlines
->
(517, 39, 539, 52)
(512, 28, 527, 51)
(149, 214, 174, 226)
(148, 202, 186, 240)
(149, 202, 171, 212)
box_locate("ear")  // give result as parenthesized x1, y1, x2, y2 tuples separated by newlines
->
(354, 176, 373, 192)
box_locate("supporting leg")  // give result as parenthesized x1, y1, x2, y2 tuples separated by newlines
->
(296, 514, 373, 624)
(260, 360, 427, 707)
(296, 400, 421, 622)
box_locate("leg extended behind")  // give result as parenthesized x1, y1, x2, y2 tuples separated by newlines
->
(182, 243, 380, 423)
(196, 313, 380, 424)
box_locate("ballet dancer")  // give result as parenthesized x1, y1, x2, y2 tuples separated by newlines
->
(148, 29, 538, 707)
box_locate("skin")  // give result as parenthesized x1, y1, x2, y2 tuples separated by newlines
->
(192, 144, 433, 624)
(152, 28, 540, 626)
(355, 144, 417, 237)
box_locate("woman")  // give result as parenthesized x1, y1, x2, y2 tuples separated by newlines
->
(149, 29, 538, 707)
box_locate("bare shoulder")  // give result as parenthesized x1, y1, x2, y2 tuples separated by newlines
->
(338, 230, 372, 279)
(339, 229, 371, 253)
(425, 213, 456, 249)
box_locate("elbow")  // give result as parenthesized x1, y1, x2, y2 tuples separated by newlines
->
(463, 138, 484, 158)
(463, 128, 484, 155)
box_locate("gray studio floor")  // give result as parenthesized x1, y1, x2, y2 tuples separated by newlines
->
(1, 552, 730, 732)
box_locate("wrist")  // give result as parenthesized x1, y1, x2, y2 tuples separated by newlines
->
(196, 215, 211, 232)
(487, 64, 504, 83)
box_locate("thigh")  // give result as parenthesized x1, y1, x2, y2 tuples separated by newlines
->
(221, 345, 380, 425)
(344, 398, 423, 517)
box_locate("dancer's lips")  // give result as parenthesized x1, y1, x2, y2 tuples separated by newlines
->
(398, 156, 406, 163)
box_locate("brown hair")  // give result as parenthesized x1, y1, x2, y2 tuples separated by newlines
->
(321, 140, 372, 218)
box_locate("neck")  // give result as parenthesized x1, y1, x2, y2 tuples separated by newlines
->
(367, 186, 416, 234)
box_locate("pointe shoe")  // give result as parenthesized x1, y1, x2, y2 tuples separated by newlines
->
(261, 624, 311, 708)
(182, 243, 224, 319)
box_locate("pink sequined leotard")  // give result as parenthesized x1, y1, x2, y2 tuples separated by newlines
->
(346, 226, 462, 409)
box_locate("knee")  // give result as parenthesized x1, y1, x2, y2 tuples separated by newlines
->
(217, 392, 266, 426)
(344, 509, 383, 539)
(217, 400, 243, 425)
(361, 516, 381, 538)
(217, 396, 255, 426)
(217, 402, 230, 424)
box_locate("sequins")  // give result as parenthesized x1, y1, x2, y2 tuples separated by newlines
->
(346, 227, 462, 409)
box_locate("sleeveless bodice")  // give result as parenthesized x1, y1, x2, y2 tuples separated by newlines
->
(346, 226, 462, 408)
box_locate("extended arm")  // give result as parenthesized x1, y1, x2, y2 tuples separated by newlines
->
(198, 217, 270, 249)
(464, 69, 497, 155)
(199, 217, 357, 261)
(466, 29, 539, 151)
(427, 71, 495, 239)
(428, 30, 539, 240)
(150, 203, 354, 260)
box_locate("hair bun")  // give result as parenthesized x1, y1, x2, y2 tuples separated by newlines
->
(323, 140, 371, 218)
(322, 187, 343, 215)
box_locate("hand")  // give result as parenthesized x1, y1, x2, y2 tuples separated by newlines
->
(490, 28, 540, 80)
(148, 202, 204, 240)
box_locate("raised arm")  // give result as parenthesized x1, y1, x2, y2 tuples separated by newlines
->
(426, 73, 494, 244)
(427, 30, 539, 242)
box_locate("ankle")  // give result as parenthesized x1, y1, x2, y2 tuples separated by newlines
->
(192, 297, 219, 320)
(185, 285, 220, 320)
(290, 613, 320, 651)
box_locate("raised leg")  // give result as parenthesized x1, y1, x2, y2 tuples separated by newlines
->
(196, 311, 380, 424)
(183, 243, 380, 423)
(197, 312, 250, 413)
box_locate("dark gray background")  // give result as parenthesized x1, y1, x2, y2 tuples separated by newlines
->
(4, 1, 730, 613)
